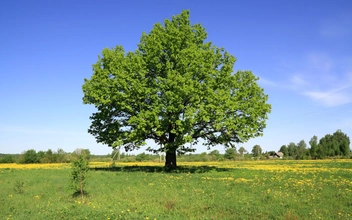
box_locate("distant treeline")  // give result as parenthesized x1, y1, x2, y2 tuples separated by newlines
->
(279, 129, 351, 160)
(1, 130, 350, 164)
(0, 149, 257, 164)
(0, 148, 91, 164)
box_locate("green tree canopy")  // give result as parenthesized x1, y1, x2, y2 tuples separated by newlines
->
(224, 148, 237, 160)
(333, 129, 350, 156)
(287, 142, 297, 158)
(309, 136, 318, 159)
(296, 140, 308, 160)
(317, 130, 350, 158)
(209, 150, 220, 157)
(21, 149, 38, 164)
(251, 145, 262, 157)
(279, 145, 288, 157)
(238, 147, 247, 156)
(82, 10, 271, 167)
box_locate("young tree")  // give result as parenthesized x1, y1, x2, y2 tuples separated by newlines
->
(309, 136, 318, 159)
(45, 149, 58, 163)
(279, 145, 288, 157)
(238, 147, 247, 157)
(224, 148, 236, 160)
(296, 140, 308, 160)
(318, 136, 329, 159)
(251, 145, 262, 157)
(135, 153, 151, 162)
(36, 151, 45, 162)
(57, 148, 68, 163)
(70, 154, 89, 202)
(287, 142, 297, 158)
(208, 150, 220, 160)
(21, 149, 38, 164)
(73, 148, 91, 160)
(82, 10, 271, 168)
(333, 130, 350, 156)
(317, 130, 350, 158)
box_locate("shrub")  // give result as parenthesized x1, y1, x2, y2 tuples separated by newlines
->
(136, 153, 151, 162)
(19, 149, 39, 164)
(224, 148, 236, 160)
(0, 155, 15, 163)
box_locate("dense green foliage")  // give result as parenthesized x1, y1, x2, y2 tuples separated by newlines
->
(238, 146, 247, 156)
(21, 149, 38, 163)
(278, 130, 350, 159)
(82, 10, 271, 167)
(135, 152, 152, 162)
(251, 145, 262, 157)
(224, 148, 236, 160)
(8, 149, 91, 164)
(0, 154, 15, 163)
(279, 145, 288, 157)
(1, 161, 352, 219)
(18, 148, 70, 163)
(318, 130, 350, 158)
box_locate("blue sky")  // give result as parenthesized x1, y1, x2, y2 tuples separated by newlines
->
(1, 0, 351, 155)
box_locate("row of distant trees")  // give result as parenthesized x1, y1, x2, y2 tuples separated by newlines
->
(0, 148, 91, 164)
(179, 129, 350, 161)
(1, 130, 349, 163)
(110, 148, 264, 162)
(279, 130, 350, 159)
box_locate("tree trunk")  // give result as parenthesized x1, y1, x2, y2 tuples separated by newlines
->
(165, 129, 177, 168)
(165, 150, 177, 168)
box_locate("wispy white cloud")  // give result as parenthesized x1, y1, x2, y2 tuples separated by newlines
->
(290, 75, 309, 87)
(304, 88, 351, 107)
(270, 52, 352, 107)
(258, 77, 277, 87)
(298, 53, 352, 106)
(301, 78, 352, 107)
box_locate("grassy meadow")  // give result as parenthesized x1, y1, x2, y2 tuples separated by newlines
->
(1, 160, 352, 219)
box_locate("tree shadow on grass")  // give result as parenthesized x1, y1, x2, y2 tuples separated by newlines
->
(72, 190, 89, 198)
(90, 165, 232, 173)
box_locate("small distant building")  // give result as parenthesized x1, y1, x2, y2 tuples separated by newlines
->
(274, 152, 284, 158)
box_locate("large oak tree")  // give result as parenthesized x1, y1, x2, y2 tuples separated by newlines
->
(82, 10, 271, 167)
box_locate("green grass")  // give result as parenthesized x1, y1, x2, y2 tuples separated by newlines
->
(1, 161, 352, 219)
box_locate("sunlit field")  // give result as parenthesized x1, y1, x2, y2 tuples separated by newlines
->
(1, 160, 351, 219)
